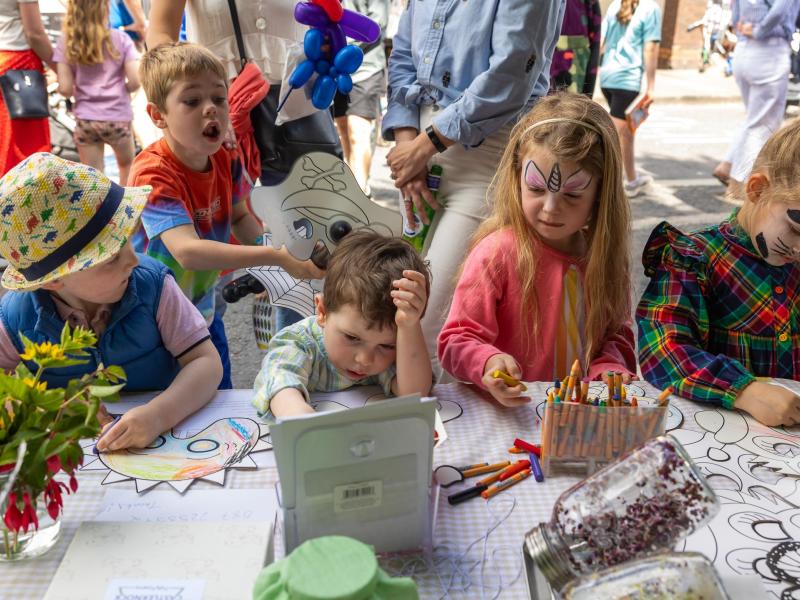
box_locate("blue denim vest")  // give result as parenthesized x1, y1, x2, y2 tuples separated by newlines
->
(0, 255, 180, 390)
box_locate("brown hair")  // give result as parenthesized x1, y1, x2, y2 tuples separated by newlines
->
(617, 0, 640, 25)
(737, 118, 800, 228)
(323, 230, 431, 330)
(470, 92, 631, 365)
(139, 42, 227, 111)
(62, 0, 118, 65)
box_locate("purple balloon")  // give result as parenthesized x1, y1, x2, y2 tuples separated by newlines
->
(339, 9, 381, 43)
(294, 2, 329, 28)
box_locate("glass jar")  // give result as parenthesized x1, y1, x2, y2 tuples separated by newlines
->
(0, 443, 61, 561)
(561, 552, 729, 599)
(524, 436, 718, 590)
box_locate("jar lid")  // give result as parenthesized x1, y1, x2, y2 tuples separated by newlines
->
(253, 535, 419, 600)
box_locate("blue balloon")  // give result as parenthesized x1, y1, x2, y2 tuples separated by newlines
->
(333, 45, 363, 75)
(315, 59, 330, 75)
(304, 28, 324, 61)
(336, 73, 353, 94)
(312, 75, 337, 109)
(288, 60, 316, 88)
(329, 66, 339, 78)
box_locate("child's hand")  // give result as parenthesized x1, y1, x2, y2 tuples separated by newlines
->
(482, 354, 530, 408)
(277, 247, 326, 280)
(391, 270, 428, 328)
(600, 371, 637, 385)
(95, 405, 165, 452)
(734, 381, 800, 426)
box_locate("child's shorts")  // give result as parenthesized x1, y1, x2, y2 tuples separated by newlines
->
(73, 119, 133, 147)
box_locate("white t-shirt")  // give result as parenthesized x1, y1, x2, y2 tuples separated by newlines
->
(0, 0, 37, 52)
(184, 0, 305, 83)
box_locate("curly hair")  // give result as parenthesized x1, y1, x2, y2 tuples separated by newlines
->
(62, 0, 118, 66)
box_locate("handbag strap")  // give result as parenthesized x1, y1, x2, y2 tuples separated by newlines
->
(226, 0, 248, 72)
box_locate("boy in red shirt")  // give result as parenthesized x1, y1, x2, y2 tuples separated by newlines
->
(129, 43, 324, 388)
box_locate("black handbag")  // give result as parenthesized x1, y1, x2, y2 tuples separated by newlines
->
(226, 0, 342, 181)
(0, 69, 48, 120)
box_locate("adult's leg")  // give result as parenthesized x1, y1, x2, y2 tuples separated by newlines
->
(335, 116, 351, 163)
(345, 114, 374, 192)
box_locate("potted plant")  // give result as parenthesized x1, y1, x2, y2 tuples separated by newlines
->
(0, 324, 125, 560)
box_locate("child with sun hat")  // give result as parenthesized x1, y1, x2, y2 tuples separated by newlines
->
(0, 152, 222, 452)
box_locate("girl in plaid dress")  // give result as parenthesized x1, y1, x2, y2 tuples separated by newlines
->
(638, 120, 800, 427)
(438, 93, 636, 407)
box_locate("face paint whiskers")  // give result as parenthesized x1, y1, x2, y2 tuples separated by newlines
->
(772, 237, 800, 263)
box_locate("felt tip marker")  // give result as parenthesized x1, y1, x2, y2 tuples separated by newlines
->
(481, 469, 532, 499)
(499, 460, 531, 481)
(491, 370, 528, 391)
(461, 461, 510, 478)
(448, 484, 487, 505)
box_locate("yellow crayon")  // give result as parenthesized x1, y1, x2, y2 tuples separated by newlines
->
(491, 370, 528, 392)
(462, 461, 510, 478)
(657, 386, 673, 406)
(478, 470, 504, 486)
(481, 469, 532, 499)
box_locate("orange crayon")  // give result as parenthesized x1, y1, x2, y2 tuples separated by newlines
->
(657, 386, 673, 406)
(462, 461, 510, 478)
(481, 469, 532, 499)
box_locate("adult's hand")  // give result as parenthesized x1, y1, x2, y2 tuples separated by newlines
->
(387, 135, 436, 187)
(399, 171, 441, 226)
(738, 21, 754, 38)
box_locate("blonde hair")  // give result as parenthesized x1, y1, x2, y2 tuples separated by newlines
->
(139, 42, 228, 111)
(737, 118, 800, 230)
(470, 92, 631, 365)
(62, 0, 118, 65)
(617, 0, 640, 25)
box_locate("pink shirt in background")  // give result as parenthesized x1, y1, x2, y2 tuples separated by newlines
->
(0, 275, 210, 371)
(53, 29, 137, 121)
(437, 229, 637, 390)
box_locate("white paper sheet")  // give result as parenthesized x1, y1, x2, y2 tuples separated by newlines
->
(104, 579, 205, 600)
(94, 488, 278, 524)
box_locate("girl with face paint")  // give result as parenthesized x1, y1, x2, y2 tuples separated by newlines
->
(638, 119, 800, 427)
(437, 94, 636, 407)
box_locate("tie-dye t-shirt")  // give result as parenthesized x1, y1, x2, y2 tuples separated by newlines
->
(130, 139, 247, 321)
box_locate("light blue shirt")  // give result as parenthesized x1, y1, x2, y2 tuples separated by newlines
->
(733, 0, 800, 41)
(382, 0, 566, 146)
(600, 0, 662, 93)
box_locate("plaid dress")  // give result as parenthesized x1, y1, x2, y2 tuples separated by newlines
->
(637, 212, 800, 409)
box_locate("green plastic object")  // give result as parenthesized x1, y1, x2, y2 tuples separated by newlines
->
(253, 536, 419, 600)
(402, 165, 442, 253)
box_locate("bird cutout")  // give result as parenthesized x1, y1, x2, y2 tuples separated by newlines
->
(250, 152, 402, 264)
(81, 418, 271, 494)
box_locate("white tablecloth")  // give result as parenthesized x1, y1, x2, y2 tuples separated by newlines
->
(0, 382, 715, 599)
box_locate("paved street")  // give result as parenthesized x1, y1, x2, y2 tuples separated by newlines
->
(225, 99, 796, 387)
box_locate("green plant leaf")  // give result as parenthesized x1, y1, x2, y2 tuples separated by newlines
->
(88, 383, 126, 398)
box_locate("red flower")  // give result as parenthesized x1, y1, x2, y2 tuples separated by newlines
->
(0, 463, 15, 474)
(46, 455, 61, 474)
(18, 492, 37, 533)
(3, 492, 22, 532)
(68, 473, 78, 493)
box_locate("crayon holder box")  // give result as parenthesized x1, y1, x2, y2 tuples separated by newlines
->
(540, 401, 667, 477)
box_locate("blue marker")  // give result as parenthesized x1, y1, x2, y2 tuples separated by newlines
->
(93, 415, 121, 454)
(529, 452, 544, 482)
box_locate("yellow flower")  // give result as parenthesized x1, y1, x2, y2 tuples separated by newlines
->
(19, 341, 65, 362)
(22, 377, 47, 391)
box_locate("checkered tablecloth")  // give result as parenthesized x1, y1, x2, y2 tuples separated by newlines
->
(0, 382, 703, 600)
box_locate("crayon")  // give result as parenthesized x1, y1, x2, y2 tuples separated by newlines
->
(614, 372, 622, 398)
(657, 385, 673, 406)
(530, 453, 544, 482)
(491, 370, 528, 391)
(580, 379, 589, 403)
(607, 371, 614, 400)
(456, 462, 488, 472)
(462, 461, 510, 478)
(508, 446, 526, 454)
(93, 415, 121, 454)
(481, 469, 532, 499)
(543, 401, 556, 457)
(513, 438, 541, 456)
(448, 484, 487, 505)
(499, 459, 531, 481)
(559, 375, 570, 402)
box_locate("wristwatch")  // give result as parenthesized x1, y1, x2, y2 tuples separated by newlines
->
(425, 125, 448, 153)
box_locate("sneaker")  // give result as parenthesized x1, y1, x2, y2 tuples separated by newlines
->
(624, 173, 653, 197)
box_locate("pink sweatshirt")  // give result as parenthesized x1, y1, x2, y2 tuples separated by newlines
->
(437, 229, 636, 389)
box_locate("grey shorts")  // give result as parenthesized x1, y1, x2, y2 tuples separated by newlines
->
(336, 70, 385, 121)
